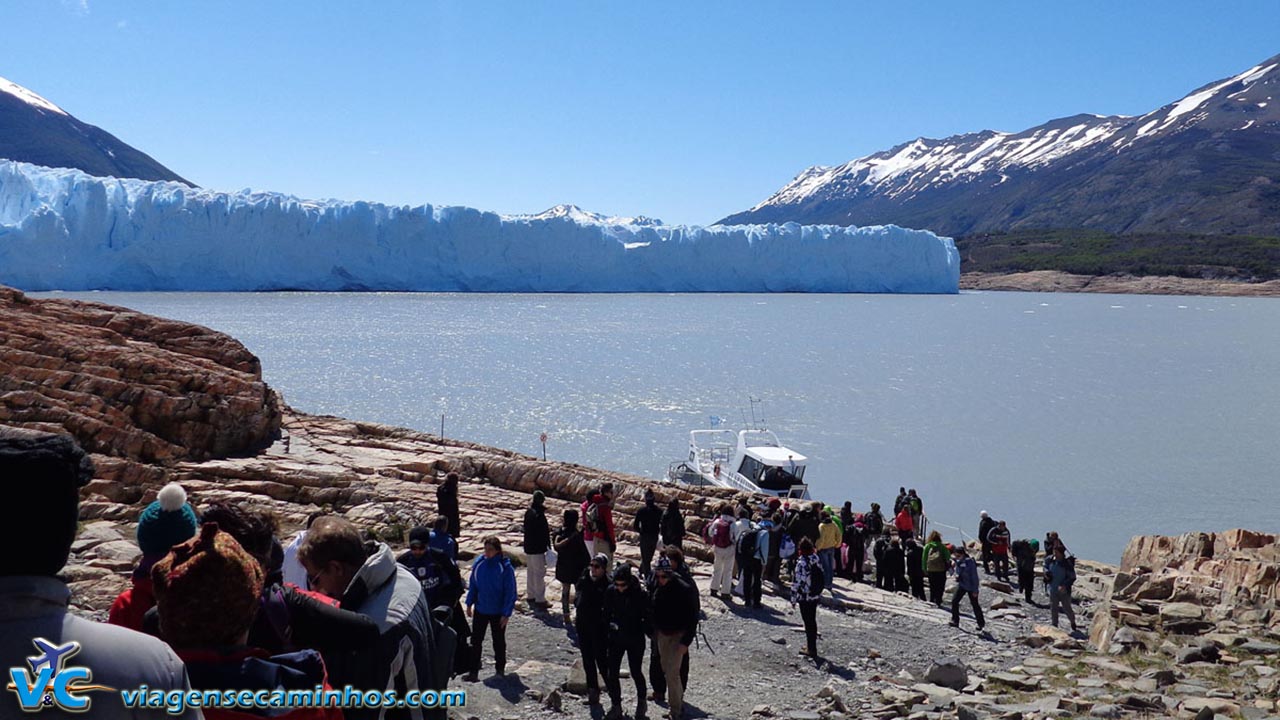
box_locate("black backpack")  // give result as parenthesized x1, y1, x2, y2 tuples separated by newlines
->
(737, 528, 760, 562)
(807, 558, 825, 596)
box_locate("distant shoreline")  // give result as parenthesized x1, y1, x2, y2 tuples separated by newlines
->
(961, 270, 1280, 297)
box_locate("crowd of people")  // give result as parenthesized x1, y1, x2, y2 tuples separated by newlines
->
(1, 427, 1079, 720)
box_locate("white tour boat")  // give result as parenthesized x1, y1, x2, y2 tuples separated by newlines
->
(665, 428, 810, 499)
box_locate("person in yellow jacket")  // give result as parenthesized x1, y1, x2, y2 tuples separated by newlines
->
(816, 511, 842, 593)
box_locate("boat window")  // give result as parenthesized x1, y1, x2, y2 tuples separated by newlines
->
(737, 455, 765, 483)
(792, 465, 806, 481)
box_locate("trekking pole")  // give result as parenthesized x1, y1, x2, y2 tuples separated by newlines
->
(697, 628, 716, 655)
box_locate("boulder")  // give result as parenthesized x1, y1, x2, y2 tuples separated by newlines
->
(565, 658, 587, 694)
(922, 658, 969, 690)
(1181, 698, 1240, 716)
(987, 672, 1040, 691)
(1239, 640, 1280, 656)
(1177, 642, 1220, 664)
(880, 688, 927, 706)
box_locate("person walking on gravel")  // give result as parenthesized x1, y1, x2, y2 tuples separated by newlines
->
(949, 546, 985, 632)
(575, 553, 611, 706)
(987, 520, 1012, 582)
(633, 490, 663, 579)
(649, 556, 698, 720)
(922, 530, 951, 606)
(791, 538, 824, 659)
(1046, 546, 1079, 632)
(523, 491, 551, 608)
(603, 563, 650, 720)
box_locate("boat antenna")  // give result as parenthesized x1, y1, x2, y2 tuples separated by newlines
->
(749, 396, 762, 429)
(740, 407, 749, 429)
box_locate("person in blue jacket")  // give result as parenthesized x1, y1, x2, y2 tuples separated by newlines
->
(949, 545, 985, 632)
(464, 535, 517, 681)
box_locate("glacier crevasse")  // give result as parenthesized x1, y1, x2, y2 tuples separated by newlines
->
(0, 160, 960, 293)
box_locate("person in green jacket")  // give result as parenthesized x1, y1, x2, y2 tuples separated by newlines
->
(922, 530, 952, 607)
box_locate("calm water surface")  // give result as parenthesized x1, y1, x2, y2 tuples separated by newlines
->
(46, 291, 1280, 563)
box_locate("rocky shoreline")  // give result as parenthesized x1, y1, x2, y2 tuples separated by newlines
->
(3, 285, 1279, 720)
(961, 271, 1280, 297)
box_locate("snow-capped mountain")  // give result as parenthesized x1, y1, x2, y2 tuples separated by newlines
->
(721, 53, 1280, 237)
(0, 74, 190, 185)
(512, 204, 665, 227)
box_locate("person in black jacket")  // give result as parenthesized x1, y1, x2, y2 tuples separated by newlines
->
(604, 563, 650, 720)
(633, 490, 663, 579)
(555, 508, 590, 621)
(650, 547, 696, 707)
(660, 499, 684, 551)
(882, 538, 908, 594)
(523, 491, 551, 608)
(575, 553, 611, 707)
(398, 526, 472, 678)
(904, 538, 926, 601)
(649, 555, 698, 720)
(843, 520, 865, 582)
(872, 530, 891, 589)
(1011, 539, 1038, 604)
(978, 511, 996, 574)
(437, 472, 461, 539)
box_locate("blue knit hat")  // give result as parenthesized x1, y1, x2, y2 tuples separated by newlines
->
(137, 483, 199, 556)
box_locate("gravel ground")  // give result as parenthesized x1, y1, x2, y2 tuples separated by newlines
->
(447, 558, 1101, 720)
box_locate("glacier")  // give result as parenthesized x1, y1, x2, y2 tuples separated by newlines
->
(0, 160, 959, 293)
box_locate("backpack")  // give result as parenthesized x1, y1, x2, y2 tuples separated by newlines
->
(865, 512, 883, 535)
(779, 533, 796, 559)
(737, 527, 760, 561)
(584, 502, 602, 534)
(709, 518, 732, 549)
(909, 497, 922, 514)
(807, 557, 825, 596)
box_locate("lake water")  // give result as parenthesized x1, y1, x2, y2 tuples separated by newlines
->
(44, 290, 1280, 563)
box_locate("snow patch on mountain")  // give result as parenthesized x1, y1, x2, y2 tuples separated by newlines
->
(511, 204, 664, 227)
(0, 76, 67, 116)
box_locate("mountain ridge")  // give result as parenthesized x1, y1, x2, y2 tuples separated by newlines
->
(721, 53, 1280, 238)
(0, 74, 191, 185)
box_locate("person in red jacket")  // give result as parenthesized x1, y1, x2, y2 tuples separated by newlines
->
(580, 483, 617, 570)
(153, 523, 342, 720)
(894, 506, 915, 541)
(109, 483, 199, 631)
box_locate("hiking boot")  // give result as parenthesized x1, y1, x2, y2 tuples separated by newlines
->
(605, 704, 624, 720)
(463, 672, 479, 682)
(948, 620, 960, 628)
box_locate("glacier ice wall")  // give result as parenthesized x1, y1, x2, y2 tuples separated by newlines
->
(0, 160, 960, 293)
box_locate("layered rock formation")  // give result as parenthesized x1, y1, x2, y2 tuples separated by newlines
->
(0, 286, 281, 464)
(1092, 529, 1280, 652)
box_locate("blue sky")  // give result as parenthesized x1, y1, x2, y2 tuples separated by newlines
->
(3, 1, 1278, 225)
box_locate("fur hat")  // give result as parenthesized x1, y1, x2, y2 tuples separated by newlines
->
(152, 522, 264, 648)
(137, 483, 199, 556)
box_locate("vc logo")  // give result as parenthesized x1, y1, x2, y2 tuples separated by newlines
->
(6, 639, 115, 713)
